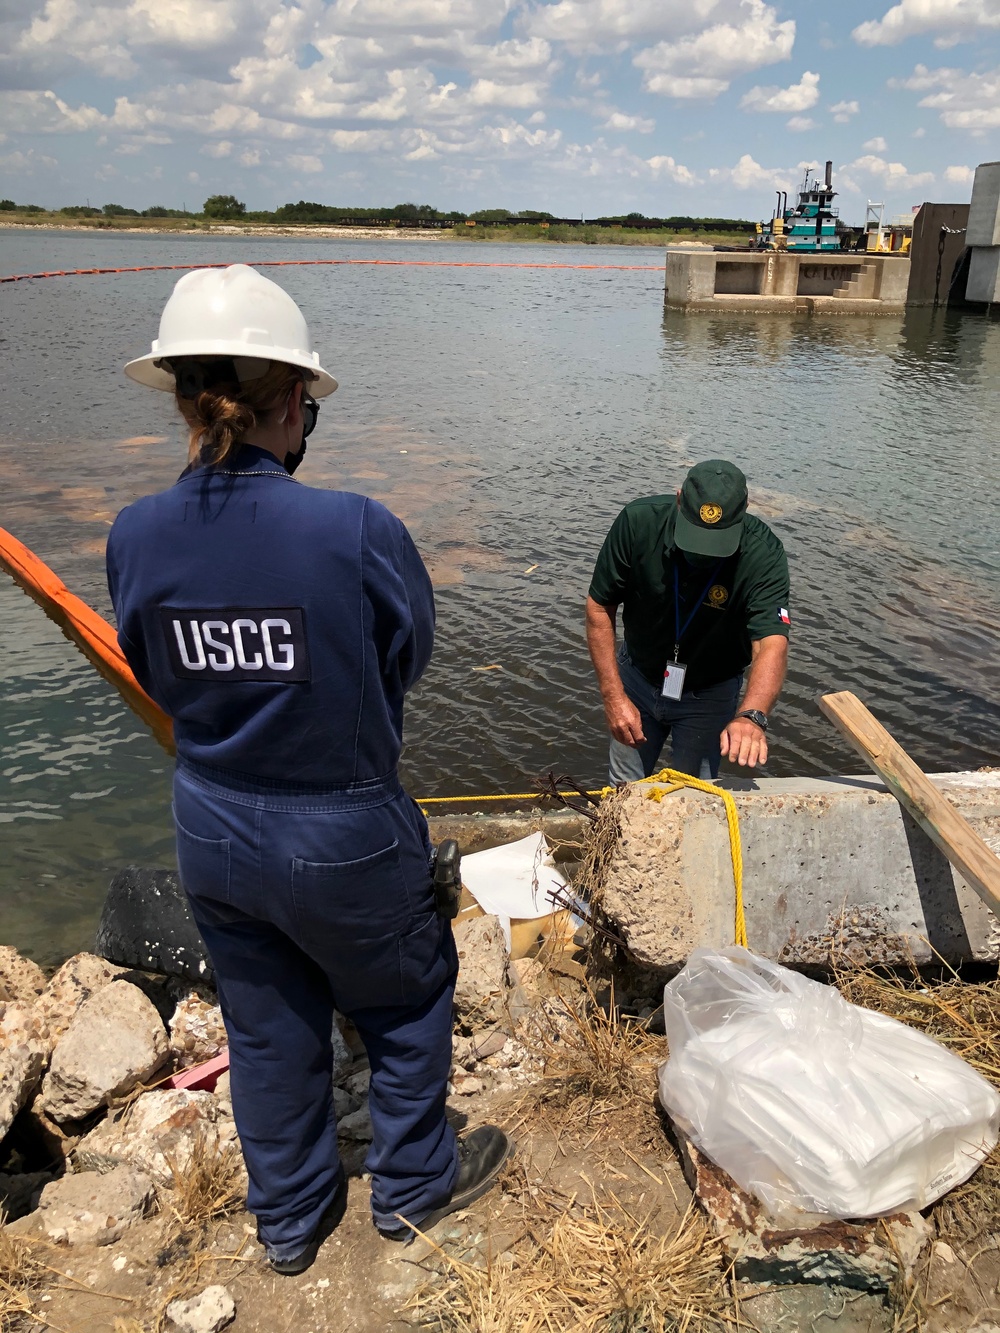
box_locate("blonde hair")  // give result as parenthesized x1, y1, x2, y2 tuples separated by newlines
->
(176, 361, 306, 467)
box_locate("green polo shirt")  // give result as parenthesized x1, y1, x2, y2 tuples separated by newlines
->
(589, 495, 789, 691)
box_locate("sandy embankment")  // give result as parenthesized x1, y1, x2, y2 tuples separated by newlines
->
(0, 221, 448, 240)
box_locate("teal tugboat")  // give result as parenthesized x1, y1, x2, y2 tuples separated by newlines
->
(753, 160, 845, 253)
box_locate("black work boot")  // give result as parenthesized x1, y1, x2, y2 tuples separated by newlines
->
(264, 1172, 348, 1276)
(378, 1124, 513, 1241)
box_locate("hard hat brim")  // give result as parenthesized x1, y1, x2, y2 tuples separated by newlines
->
(124, 346, 338, 398)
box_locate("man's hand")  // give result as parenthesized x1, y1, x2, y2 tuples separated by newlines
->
(604, 694, 646, 748)
(719, 716, 768, 768)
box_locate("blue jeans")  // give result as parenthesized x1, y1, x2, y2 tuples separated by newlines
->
(608, 647, 741, 784)
(171, 761, 459, 1254)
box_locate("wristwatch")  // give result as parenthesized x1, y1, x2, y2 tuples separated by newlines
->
(734, 709, 769, 732)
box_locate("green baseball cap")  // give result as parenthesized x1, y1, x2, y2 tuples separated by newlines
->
(674, 459, 748, 557)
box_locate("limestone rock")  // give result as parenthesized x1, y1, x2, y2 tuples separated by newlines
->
(337, 1105, 373, 1142)
(339, 1067, 370, 1099)
(331, 1013, 354, 1081)
(453, 914, 510, 1026)
(166, 1285, 235, 1333)
(213, 1071, 231, 1111)
(38, 1165, 154, 1245)
(333, 1087, 359, 1120)
(451, 1074, 483, 1096)
(169, 992, 228, 1068)
(40, 981, 169, 1122)
(37, 954, 128, 1044)
(76, 1089, 241, 1189)
(510, 956, 545, 1002)
(0, 1001, 51, 1141)
(0, 947, 46, 1004)
(677, 1133, 931, 1290)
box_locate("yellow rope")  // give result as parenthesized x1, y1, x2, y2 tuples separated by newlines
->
(416, 789, 605, 804)
(415, 767, 748, 949)
(634, 767, 748, 949)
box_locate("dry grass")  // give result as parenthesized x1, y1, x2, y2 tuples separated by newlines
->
(0, 1215, 39, 1333)
(164, 1128, 245, 1228)
(407, 1186, 735, 1332)
(834, 966, 1000, 1248)
(514, 981, 668, 1150)
(113, 1320, 147, 1333)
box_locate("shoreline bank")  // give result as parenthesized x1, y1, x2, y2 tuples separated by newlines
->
(0, 218, 723, 247)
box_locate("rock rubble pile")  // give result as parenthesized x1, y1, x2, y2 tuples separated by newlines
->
(0, 909, 548, 1244)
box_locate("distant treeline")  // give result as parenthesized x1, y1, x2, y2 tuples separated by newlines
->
(0, 195, 755, 233)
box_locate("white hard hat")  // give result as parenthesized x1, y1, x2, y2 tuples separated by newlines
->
(124, 264, 338, 397)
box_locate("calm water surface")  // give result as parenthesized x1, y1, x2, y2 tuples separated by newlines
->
(2, 229, 999, 962)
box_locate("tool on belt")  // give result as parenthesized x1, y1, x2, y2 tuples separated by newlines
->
(432, 840, 462, 919)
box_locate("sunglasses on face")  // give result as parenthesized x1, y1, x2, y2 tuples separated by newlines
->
(301, 392, 319, 438)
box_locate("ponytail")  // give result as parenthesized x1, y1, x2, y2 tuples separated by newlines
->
(175, 361, 307, 467)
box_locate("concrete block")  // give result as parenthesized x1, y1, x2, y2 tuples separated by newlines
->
(967, 162, 1000, 247)
(665, 250, 718, 306)
(596, 773, 1000, 972)
(967, 247, 1000, 303)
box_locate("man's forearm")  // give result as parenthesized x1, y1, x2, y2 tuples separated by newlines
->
(739, 635, 788, 715)
(585, 596, 624, 701)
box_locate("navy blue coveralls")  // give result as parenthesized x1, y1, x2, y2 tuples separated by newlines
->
(106, 445, 458, 1255)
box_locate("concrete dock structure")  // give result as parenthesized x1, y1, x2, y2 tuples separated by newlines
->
(665, 249, 910, 314)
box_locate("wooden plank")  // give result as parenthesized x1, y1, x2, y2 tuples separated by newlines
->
(819, 690, 1000, 920)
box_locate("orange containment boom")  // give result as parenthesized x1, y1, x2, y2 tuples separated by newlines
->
(0, 527, 175, 755)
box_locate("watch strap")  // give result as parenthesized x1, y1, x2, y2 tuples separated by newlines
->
(735, 709, 769, 732)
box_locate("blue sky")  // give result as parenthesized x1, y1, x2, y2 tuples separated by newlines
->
(1, 0, 997, 221)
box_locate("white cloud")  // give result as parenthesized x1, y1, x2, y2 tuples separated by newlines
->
(896, 63, 1000, 130)
(853, 0, 1000, 48)
(287, 152, 324, 173)
(201, 140, 233, 158)
(944, 163, 974, 184)
(741, 70, 819, 113)
(468, 77, 545, 107)
(785, 114, 816, 131)
(709, 152, 794, 191)
(646, 153, 697, 183)
(601, 109, 655, 132)
(635, 0, 795, 102)
(830, 98, 859, 122)
(0, 148, 59, 172)
(848, 153, 934, 189)
(863, 135, 888, 151)
(239, 148, 262, 166)
(0, 90, 105, 134)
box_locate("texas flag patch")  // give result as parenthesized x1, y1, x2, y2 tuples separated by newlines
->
(779, 607, 791, 625)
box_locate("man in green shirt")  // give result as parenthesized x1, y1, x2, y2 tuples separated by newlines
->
(586, 459, 789, 782)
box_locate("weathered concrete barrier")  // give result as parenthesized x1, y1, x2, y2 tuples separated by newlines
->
(596, 773, 1000, 971)
(664, 249, 910, 314)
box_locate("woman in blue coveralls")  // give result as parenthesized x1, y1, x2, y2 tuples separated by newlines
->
(107, 264, 511, 1274)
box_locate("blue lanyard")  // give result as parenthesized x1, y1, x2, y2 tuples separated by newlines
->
(673, 562, 723, 661)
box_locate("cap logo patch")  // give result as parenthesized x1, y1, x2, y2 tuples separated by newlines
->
(700, 503, 723, 525)
(707, 585, 729, 607)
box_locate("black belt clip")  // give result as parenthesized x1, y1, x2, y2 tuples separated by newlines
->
(431, 839, 462, 920)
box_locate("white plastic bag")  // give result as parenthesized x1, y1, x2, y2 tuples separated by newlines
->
(658, 948, 1000, 1219)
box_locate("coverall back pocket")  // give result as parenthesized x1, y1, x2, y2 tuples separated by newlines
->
(174, 818, 232, 905)
(290, 841, 411, 1010)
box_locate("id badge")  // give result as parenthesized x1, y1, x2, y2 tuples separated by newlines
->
(662, 661, 687, 700)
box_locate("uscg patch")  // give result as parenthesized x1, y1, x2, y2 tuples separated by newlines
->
(160, 607, 310, 682)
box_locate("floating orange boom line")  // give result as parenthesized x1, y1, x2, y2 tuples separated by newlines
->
(0, 527, 175, 755)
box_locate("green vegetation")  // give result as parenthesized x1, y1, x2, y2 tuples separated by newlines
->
(451, 223, 751, 246)
(0, 194, 755, 246)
